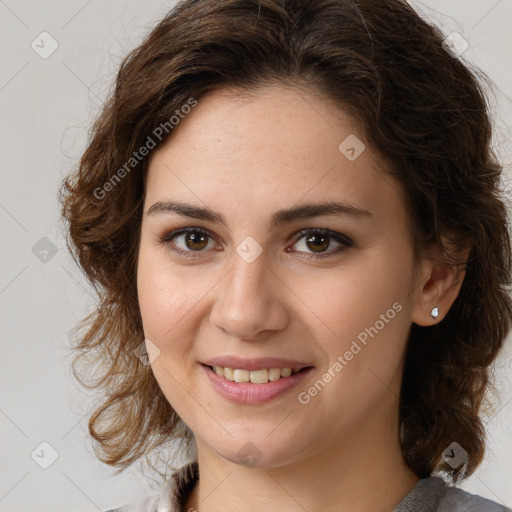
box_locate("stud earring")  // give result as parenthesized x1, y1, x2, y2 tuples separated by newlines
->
(430, 306, 439, 318)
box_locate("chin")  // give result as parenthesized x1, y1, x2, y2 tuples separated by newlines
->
(207, 434, 301, 469)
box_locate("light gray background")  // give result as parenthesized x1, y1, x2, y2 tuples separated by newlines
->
(1, 1, 511, 511)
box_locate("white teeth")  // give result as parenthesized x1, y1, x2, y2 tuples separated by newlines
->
(250, 369, 268, 384)
(280, 368, 292, 378)
(223, 367, 234, 381)
(268, 368, 282, 381)
(211, 365, 302, 384)
(233, 369, 250, 382)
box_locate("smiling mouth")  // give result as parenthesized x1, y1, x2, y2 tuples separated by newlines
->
(205, 364, 313, 384)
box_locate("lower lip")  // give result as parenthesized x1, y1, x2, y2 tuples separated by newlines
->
(201, 364, 314, 404)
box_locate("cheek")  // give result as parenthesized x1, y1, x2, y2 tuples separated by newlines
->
(310, 248, 413, 385)
(136, 250, 204, 409)
(137, 247, 189, 346)
(136, 244, 219, 370)
(310, 266, 408, 346)
(138, 241, 196, 324)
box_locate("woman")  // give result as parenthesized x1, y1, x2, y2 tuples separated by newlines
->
(59, 0, 512, 511)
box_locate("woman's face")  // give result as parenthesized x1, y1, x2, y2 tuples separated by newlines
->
(137, 84, 423, 468)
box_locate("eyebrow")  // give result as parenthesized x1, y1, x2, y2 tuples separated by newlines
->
(146, 200, 372, 230)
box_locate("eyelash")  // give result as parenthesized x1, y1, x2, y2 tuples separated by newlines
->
(157, 227, 353, 260)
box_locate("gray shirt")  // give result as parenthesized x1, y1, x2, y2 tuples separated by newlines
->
(104, 460, 511, 512)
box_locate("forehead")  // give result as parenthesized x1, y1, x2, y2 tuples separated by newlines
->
(145, 85, 406, 227)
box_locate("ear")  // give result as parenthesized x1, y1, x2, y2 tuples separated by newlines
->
(411, 237, 471, 326)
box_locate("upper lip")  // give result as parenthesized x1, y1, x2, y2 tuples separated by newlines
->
(202, 356, 313, 371)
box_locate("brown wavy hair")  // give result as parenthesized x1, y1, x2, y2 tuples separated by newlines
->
(59, 0, 512, 482)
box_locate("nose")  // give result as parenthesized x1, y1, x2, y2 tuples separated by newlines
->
(210, 248, 289, 340)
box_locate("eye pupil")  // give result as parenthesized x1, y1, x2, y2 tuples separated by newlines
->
(306, 234, 330, 252)
(186, 231, 208, 250)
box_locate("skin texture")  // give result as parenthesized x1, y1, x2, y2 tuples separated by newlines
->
(136, 85, 467, 512)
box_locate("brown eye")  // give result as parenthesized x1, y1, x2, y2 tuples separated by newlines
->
(304, 233, 330, 253)
(184, 231, 209, 251)
(159, 227, 218, 258)
(289, 228, 352, 259)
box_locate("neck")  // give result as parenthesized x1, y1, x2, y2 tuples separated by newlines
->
(184, 407, 419, 512)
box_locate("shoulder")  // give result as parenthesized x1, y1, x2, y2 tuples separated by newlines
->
(437, 481, 511, 512)
(394, 476, 511, 512)
(102, 460, 199, 512)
